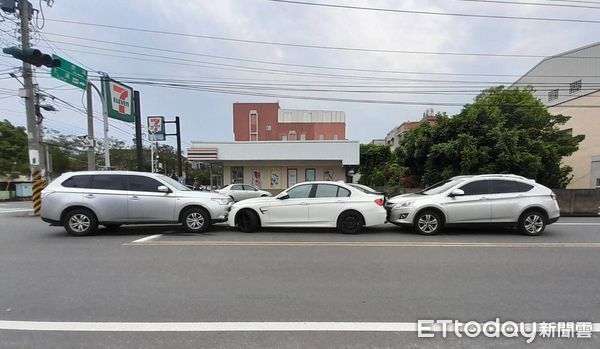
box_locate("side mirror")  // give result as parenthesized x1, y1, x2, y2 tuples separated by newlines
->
(158, 185, 170, 193)
(278, 194, 290, 200)
(450, 189, 464, 197)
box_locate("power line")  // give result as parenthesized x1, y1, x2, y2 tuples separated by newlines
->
(455, 0, 600, 9)
(43, 18, 598, 58)
(42, 32, 600, 79)
(266, 0, 600, 24)
(38, 43, 599, 86)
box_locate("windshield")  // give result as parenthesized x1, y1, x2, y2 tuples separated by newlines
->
(420, 178, 467, 195)
(157, 175, 190, 191)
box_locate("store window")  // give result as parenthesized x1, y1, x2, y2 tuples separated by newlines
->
(231, 166, 244, 184)
(305, 168, 316, 182)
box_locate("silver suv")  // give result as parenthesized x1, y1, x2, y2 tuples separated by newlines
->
(386, 174, 560, 235)
(41, 171, 232, 236)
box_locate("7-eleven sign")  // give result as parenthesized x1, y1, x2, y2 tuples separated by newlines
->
(101, 78, 135, 122)
(147, 116, 165, 141)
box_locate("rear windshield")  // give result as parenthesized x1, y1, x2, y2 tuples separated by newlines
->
(348, 184, 380, 195)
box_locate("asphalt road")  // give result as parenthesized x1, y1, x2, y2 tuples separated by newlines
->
(0, 201, 599, 348)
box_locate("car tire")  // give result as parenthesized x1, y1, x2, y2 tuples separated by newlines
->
(414, 210, 442, 235)
(337, 211, 364, 234)
(64, 208, 98, 236)
(237, 209, 260, 233)
(519, 210, 546, 236)
(182, 208, 210, 233)
(104, 224, 121, 231)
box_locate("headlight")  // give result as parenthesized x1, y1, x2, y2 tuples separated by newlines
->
(393, 201, 414, 208)
(211, 197, 230, 205)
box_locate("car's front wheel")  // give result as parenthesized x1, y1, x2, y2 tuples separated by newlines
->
(414, 210, 442, 235)
(182, 208, 210, 233)
(64, 208, 98, 236)
(519, 211, 546, 236)
(237, 209, 260, 233)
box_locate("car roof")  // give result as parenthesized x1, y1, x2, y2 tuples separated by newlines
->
(450, 174, 534, 182)
(60, 171, 163, 177)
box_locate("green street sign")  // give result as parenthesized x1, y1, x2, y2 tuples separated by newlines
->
(50, 54, 87, 90)
(101, 77, 135, 123)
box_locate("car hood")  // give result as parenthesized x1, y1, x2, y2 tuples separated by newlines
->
(387, 193, 426, 204)
(233, 196, 274, 205)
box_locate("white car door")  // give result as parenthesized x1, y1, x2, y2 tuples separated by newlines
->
(267, 184, 312, 225)
(127, 175, 176, 222)
(308, 184, 349, 225)
(229, 184, 244, 201)
(444, 180, 491, 224)
(243, 185, 259, 200)
(489, 180, 523, 222)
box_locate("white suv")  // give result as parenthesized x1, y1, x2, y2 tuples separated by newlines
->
(41, 171, 232, 236)
(386, 174, 560, 235)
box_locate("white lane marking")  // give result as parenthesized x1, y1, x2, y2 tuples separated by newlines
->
(0, 321, 598, 332)
(124, 241, 600, 248)
(130, 234, 163, 243)
(0, 209, 33, 213)
(553, 223, 600, 226)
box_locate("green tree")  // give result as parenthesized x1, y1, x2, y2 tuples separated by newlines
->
(358, 144, 392, 186)
(399, 87, 584, 188)
(0, 120, 29, 178)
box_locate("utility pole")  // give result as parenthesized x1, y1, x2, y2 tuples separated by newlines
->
(86, 82, 95, 170)
(19, 0, 45, 177)
(133, 91, 143, 171)
(175, 116, 182, 179)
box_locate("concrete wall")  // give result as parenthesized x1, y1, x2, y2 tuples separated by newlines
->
(554, 189, 600, 216)
(549, 91, 600, 189)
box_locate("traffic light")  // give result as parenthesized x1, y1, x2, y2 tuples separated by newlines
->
(2, 46, 61, 68)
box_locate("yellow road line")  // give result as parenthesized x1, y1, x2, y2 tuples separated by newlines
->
(124, 241, 600, 248)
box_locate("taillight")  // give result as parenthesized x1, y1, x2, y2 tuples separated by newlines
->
(374, 198, 384, 206)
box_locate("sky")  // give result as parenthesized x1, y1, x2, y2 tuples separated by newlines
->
(0, 0, 599, 151)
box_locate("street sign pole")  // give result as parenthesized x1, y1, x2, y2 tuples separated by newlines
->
(102, 76, 110, 169)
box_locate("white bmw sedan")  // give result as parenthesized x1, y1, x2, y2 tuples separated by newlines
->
(228, 181, 387, 234)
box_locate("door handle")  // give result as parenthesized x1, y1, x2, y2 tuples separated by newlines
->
(84, 194, 94, 198)
(479, 197, 488, 200)
(299, 202, 309, 205)
(336, 200, 344, 203)
(131, 195, 139, 200)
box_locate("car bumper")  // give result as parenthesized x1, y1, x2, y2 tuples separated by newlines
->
(211, 203, 232, 223)
(386, 205, 416, 226)
(41, 217, 61, 226)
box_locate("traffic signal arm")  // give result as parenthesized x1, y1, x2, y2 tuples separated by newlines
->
(2, 46, 61, 68)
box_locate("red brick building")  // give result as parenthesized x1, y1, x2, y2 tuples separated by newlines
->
(233, 102, 346, 141)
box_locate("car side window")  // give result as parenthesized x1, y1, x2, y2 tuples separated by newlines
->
(459, 180, 490, 195)
(490, 180, 519, 194)
(314, 184, 338, 198)
(61, 175, 92, 188)
(231, 185, 243, 190)
(128, 175, 163, 192)
(286, 184, 313, 199)
(517, 182, 534, 192)
(90, 175, 127, 191)
(337, 187, 351, 197)
(243, 185, 257, 191)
